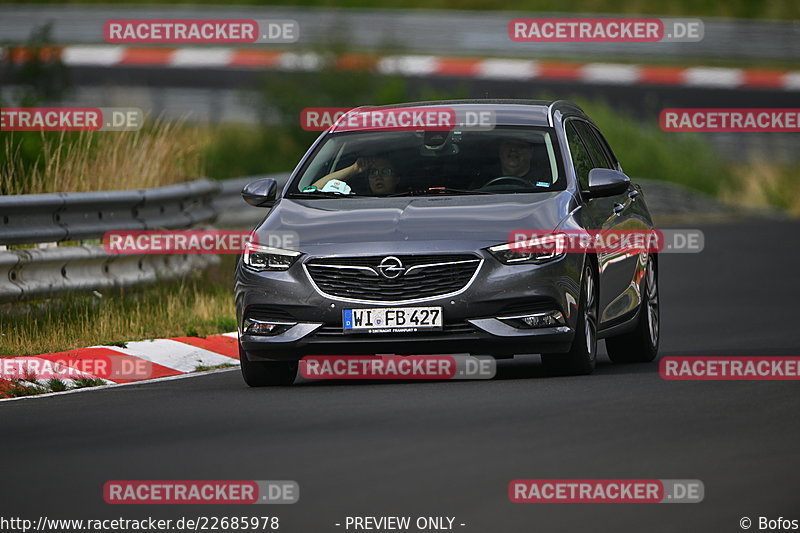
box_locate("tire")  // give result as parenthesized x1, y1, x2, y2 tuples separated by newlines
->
(606, 255, 659, 363)
(239, 346, 298, 387)
(542, 262, 598, 376)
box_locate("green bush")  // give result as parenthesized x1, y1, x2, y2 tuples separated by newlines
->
(579, 100, 731, 196)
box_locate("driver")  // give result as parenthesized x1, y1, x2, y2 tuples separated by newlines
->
(308, 157, 398, 195)
(472, 138, 546, 189)
(475, 137, 553, 189)
(499, 138, 534, 178)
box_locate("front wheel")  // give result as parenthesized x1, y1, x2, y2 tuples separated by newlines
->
(239, 346, 298, 387)
(542, 263, 598, 376)
(606, 255, 659, 363)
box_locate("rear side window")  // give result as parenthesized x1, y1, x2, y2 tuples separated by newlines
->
(589, 125, 620, 170)
(574, 121, 614, 170)
(565, 121, 594, 191)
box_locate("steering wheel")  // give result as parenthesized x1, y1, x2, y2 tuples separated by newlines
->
(480, 176, 533, 189)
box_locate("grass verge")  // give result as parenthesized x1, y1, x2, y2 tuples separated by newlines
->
(0, 256, 238, 357)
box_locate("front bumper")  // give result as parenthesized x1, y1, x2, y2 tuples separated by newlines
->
(235, 247, 584, 361)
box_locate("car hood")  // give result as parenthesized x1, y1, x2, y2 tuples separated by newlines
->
(254, 192, 574, 248)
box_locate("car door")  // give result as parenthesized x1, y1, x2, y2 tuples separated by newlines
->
(565, 119, 639, 326)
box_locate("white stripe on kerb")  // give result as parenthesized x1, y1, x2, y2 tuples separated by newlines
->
(377, 55, 437, 76)
(106, 339, 235, 373)
(581, 63, 641, 85)
(683, 67, 743, 88)
(17, 377, 113, 389)
(478, 59, 538, 80)
(783, 72, 800, 91)
(171, 48, 233, 68)
(278, 52, 324, 71)
(61, 45, 125, 66)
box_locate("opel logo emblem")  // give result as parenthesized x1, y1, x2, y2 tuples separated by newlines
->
(377, 256, 405, 279)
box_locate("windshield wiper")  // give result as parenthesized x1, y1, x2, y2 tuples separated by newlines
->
(389, 187, 493, 197)
(287, 191, 370, 199)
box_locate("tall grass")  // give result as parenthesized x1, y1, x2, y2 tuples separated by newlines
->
(1, 119, 207, 195)
(722, 159, 800, 216)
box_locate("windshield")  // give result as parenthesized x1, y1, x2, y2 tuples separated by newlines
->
(288, 127, 566, 197)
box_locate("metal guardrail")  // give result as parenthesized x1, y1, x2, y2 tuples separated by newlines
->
(1, 178, 222, 302)
(0, 245, 218, 302)
(1, 6, 798, 62)
(0, 178, 219, 246)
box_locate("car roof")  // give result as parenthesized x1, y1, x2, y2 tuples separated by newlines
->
(360, 99, 589, 128)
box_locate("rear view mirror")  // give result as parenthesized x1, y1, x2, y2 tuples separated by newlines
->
(242, 178, 278, 207)
(586, 168, 630, 198)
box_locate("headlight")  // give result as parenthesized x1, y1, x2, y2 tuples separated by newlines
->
(242, 242, 302, 271)
(487, 234, 566, 264)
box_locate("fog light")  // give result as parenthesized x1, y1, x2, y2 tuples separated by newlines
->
(498, 311, 565, 329)
(243, 318, 296, 336)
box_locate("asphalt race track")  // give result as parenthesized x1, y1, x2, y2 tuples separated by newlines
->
(2, 219, 799, 532)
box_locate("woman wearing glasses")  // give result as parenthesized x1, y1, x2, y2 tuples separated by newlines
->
(310, 157, 398, 195)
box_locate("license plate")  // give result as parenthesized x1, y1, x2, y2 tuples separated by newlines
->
(343, 307, 443, 333)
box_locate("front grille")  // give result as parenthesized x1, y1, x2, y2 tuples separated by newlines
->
(305, 254, 481, 302)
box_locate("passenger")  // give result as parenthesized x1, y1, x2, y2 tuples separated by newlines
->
(310, 157, 398, 195)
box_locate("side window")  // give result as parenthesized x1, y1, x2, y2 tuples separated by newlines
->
(574, 121, 614, 170)
(565, 121, 593, 191)
(590, 126, 620, 170)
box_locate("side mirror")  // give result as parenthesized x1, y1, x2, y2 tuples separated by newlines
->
(586, 168, 630, 198)
(242, 178, 278, 207)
